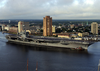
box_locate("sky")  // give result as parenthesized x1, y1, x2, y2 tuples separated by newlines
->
(0, 0, 100, 19)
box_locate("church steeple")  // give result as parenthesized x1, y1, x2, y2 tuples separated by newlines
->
(86, 21, 88, 25)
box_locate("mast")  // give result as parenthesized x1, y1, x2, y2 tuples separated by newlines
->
(27, 59, 28, 71)
(98, 59, 100, 71)
(36, 62, 38, 71)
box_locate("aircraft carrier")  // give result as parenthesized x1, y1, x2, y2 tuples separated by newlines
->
(5, 32, 92, 50)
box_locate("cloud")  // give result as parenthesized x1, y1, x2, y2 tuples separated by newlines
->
(0, 0, 100, 19)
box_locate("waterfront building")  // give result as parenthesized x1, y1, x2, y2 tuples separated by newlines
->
(9, 27, 18, 33)
(4, 25, 10, 31)
(53, 32, 79, 38)
(2, 24, 5, 31)
(78, 32, 89, 37)
(71, 34, 77, 38)
(91, 22, 98, 35)
(43, 16, 52, 36)
(58, 34, 70, 38)
(18, 21, 29, 33)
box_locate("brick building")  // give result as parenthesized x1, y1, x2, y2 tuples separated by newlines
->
(43, 16, 52, 36)
(9, 27, 18, 33)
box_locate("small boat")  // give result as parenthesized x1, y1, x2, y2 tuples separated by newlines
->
(71, 47, 84, 51)
(75, 47, 84, 51)
(36, 62, 38, 71)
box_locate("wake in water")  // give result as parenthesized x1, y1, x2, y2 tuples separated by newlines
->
(0, 37, 6, 39)
(0, 32, 9, 41)
(88, 42, 100, 55)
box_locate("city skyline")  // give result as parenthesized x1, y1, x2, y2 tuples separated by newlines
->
(0, 0, 100, 19)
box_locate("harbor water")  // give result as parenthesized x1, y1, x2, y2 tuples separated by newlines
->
(0, 32, 100, 71)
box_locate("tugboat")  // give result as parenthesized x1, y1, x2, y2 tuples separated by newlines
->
(71, 47, 84, 51)
(75, 47, 84, 51)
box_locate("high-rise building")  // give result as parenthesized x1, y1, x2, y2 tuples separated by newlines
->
(91, 22, 98, 35)
(52, 25, 56, 33)
(2, 24, 5, 31)
(43, 16, 52, 36)
(18, 21, 29, 33)
(18, 21, 24, 33)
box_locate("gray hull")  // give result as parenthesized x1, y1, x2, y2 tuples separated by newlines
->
(7, 39, 89, 50)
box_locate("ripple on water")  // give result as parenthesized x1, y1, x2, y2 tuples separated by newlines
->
(88, 42, 100, 55)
